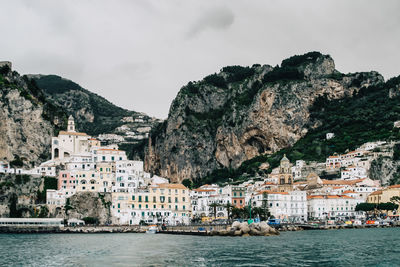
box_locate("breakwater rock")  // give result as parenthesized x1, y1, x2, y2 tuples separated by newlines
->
(210, 221, 279, 237)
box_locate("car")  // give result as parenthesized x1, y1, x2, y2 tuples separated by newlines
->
(268, 219, 281, 225)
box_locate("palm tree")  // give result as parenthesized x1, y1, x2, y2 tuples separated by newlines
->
(224, 201, 233, 223)
(209, 202, 220, 219)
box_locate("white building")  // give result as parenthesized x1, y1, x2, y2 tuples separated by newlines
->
(307, 194, 364, 220)
(326, 133, 335, 140)
(46, 189, 67, 206)
(112, 161, 147, 193)
(0, 161, 10, 173)
(51, 116, 91, 161)
(341, 166, 367, 180)
(191, 186, 231, 219)
(251, 190, 307, 222)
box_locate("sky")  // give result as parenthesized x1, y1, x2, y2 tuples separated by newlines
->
(0, 0, 399, 119)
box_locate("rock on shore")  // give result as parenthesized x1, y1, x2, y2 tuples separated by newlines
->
(210, 221, 279, 237)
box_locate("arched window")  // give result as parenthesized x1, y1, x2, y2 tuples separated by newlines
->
(54, 148, 59, 158)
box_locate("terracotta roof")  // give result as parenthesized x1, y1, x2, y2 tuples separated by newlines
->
(308, 195, 324, 199)
(193, 189, 215, 192)
(369, 190, 383, 196)
(328, 156, 340, 159)
(155, 183, 188, 190)
(343, 190, 356, 194)
(58, 131, 88, 136)
(388, 184, 400, 189)
(263, 182, 276, 185)
(322, 178, 365, 186)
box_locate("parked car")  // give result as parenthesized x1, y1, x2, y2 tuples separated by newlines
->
(268, 219, 281, 225)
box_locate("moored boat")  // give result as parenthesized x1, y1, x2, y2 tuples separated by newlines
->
(146, 225, 158, 234)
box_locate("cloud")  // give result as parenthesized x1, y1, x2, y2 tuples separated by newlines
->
(0, 0, 399, 119)
(186, 6, 235, 38)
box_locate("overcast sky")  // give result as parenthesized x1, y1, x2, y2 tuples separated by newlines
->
(1, 0, 399, 118)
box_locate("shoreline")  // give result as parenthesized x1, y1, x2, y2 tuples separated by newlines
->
(1, 223, 399, 234)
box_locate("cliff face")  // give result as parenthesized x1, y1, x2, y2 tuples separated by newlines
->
(145, 52, 384, 182)
(0, 64, 66, 166)
(63, 192, 112, 224)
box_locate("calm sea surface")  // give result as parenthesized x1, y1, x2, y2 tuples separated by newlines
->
(0, 228, 399, 266)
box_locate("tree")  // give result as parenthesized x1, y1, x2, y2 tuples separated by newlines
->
(182, 179, 193, 189)
(355, 202, 376, 217)
(390, 196, 400, 205)
(355, 203, 375, 212)
(378, 202, 398, 213)
(209, 202, 220, 219)
(224, 201, 233, 222)
(38, 206, 49, 218)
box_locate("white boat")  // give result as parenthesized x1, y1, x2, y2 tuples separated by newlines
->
(146, 225, 158, 234)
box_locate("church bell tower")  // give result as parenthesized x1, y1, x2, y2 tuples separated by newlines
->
(67, 115, 76, 132)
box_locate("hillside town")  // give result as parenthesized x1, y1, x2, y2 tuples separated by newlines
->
(1, 117, 399, 226)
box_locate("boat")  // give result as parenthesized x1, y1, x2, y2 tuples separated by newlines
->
(146, 225, 158, 234)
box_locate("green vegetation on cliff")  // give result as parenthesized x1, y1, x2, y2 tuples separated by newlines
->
(33, 75, 144, 135)
(198, 75, 400, 186)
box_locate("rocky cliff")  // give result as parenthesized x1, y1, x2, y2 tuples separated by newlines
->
(0, 63, 66, 167)
(0, 173, 55, 218)
(62, 192, 112, 224)
(370, 142, 400, 186)
(145, 52, 385, 182)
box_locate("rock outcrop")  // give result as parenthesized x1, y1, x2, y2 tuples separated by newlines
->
(0, 64, 66, 166)
(210, 221, 279, 236)
(145, 52, 384, 182)
(63, 192, 112, 225)
(0, 173, 47, 217)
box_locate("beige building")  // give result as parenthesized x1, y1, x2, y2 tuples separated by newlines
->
(367, 185, 400, 204)
(74, 170, 99, 192)
(97, 162, 116, 192)
(112, 183, 191, 225)
(367, 185, 400, 216)
(268, 155, 294, 192)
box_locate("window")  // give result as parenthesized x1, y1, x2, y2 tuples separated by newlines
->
(145, 196, 148, 202)
(146, 204, 148, 209)
(118, 203, 120, 208)
(139, 204, 142, 209)
(168, 197, 171, 203)
(153, 196, 156, 202)
(111, 156, 115, 161)
(153, 205, 156, 209)
(131, 204, 134, 208)
(102, 156, 105, 161)
(183, 205, 185, 210)
(175, 205, 178, 210)
(139, 196, 142, 202)
(175, 197, 178, 203)
(182, 197, 185, 202)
